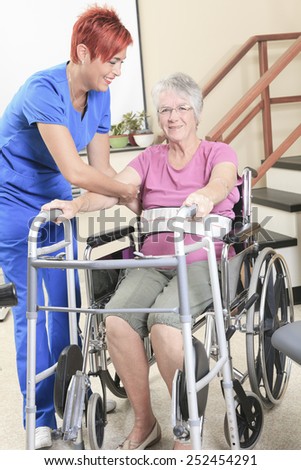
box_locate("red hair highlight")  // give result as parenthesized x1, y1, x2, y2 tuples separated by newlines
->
(70, 5, 133, 63)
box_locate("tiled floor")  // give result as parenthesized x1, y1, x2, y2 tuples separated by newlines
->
(1, 303, 301, 451)
(1, 212, 301, 451)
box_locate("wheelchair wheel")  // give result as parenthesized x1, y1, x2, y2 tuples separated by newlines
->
(224, 391, 263, 449)
(87, 393, 105, 450)
(88, 312, 128, 400)
(101, 337, 155, 399)
(246, 248, 294, 408)
(101, 369, 127, 399)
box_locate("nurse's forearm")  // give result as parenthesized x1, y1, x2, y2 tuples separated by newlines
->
(74, 192, 118, 213)
(42, 193, 118, 220)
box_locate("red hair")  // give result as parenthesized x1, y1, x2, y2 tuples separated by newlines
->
(70, 5, 133, 63)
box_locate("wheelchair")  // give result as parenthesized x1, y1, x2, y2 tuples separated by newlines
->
(0, 271, 18, 320)
(25, 167, 294, 450)
(0, 280, 17, 308)
(271, 320, 301, 448)
(272, 321, 301, 366)
(75, 167, 293, 449)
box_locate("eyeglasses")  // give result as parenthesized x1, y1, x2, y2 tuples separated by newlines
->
(157, 105, 193, 116)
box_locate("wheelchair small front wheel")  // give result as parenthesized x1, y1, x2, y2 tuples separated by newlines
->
(87, 393, 105, 450)
(224, 391, 263, 449)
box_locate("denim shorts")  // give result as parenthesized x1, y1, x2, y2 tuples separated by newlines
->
(104, 261, 213, 339)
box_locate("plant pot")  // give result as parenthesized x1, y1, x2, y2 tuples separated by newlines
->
(109, 135, 129, 149)
(128, 133, 137, 146)
(133, 133, 154, 147)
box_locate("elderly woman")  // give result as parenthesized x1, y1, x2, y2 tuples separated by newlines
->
(44, 72, 240, 450)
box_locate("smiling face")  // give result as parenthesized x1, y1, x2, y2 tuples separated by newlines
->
(158, 90, 198, 143)
(82, 47, 127, 92)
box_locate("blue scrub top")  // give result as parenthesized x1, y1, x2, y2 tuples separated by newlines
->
(0, 62, 111, 206)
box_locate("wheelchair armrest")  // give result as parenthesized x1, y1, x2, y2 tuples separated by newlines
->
(223, 222, 261, 245)
(86, 225, 135, 248)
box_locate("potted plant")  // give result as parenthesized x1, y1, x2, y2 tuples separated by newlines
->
(122, 111, 154, 147)
(109, 120, 130, 149)
(133, 128, 155, 147)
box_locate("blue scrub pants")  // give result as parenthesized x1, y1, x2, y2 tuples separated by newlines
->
(0, 197, 81, 429)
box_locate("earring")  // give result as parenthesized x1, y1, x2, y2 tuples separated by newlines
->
(81, 59, 85, 65)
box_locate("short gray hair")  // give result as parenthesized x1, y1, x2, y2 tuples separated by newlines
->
(151, 72, 203, 123)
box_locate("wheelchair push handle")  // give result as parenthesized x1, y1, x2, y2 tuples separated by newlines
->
(243, 166, 258, 179)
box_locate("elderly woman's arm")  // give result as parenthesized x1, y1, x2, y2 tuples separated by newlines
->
(183, 162, 237, 217)
(42, 166, 142, 219)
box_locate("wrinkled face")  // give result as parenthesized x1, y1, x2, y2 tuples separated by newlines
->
(83, 48, 127, 92)
(157, 90, 197, 143)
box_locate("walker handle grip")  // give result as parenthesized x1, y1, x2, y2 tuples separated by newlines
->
(49, 208, 64, 222)
(38, 208, 64, 223)
(177, 204, 198, 219)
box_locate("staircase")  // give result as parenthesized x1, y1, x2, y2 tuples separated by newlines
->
(252, 156, 301, 302)
(201, 33, 301, 303)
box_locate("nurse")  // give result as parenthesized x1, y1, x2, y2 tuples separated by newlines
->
(0, 5, 137, 449)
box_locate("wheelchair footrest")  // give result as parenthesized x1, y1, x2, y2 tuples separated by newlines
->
(54, 344, 83, 419)
(171, 337, 209, 440)
(62, 370, 86, 441)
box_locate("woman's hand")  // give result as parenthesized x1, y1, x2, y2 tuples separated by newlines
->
(183, 192, 214, 218)
(120, 183, 140, 203)
(41, 199, 79, 221)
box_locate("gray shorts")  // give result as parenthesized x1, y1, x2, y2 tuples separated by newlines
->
(105, 261, 213, 339)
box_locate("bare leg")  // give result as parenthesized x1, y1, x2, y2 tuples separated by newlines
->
(151, 324, 192, 450)
(106, 316, 157, 445)
(150, 324, 183, 395)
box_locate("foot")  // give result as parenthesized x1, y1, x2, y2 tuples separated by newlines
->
(35, 426, 52, 450)
(173, 440, 192, 450)
(106, 399, 117, 414)
(117, 421, 161, 450)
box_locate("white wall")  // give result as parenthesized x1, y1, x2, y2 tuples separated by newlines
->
(1, 0, 300, 176)
(137, 0, 301, 175)
(0, 0, 145, 125)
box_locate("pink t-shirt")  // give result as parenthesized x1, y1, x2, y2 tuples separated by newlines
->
(129, 140, 240, 262)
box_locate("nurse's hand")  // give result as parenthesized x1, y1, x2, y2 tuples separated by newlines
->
(41, 199, 79, 222)
(120, 183, 140, 203)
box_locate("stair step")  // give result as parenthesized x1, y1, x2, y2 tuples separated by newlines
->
(257, 229, 297, 250)
(252, 187, 301, 212)
(255, 156, 301, 302)
(273, 155, 301, 171)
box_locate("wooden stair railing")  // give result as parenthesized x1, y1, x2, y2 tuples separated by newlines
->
(252, 123, 301, 186)
(203, 33, 301, 186)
